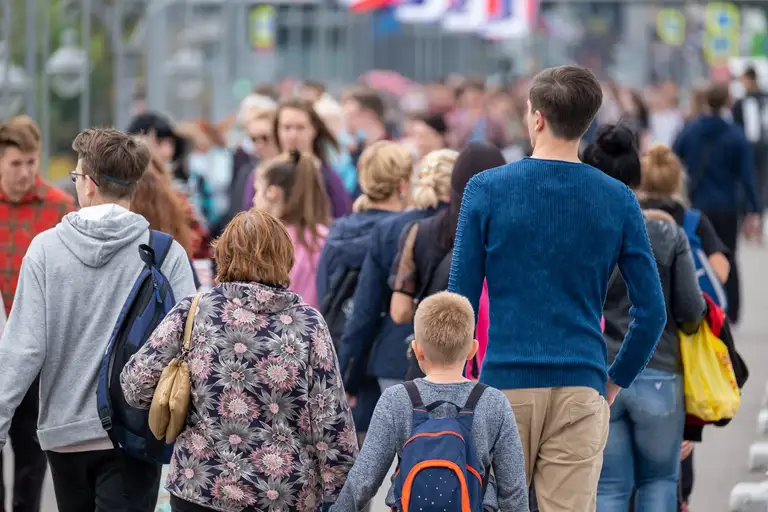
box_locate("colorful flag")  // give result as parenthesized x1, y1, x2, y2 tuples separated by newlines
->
(395, 0, 448, 24)
(348, 0, 395, 13)
(442, 0, 487, 33)
(483, 0, 536, 39)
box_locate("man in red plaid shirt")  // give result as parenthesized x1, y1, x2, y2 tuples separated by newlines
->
(0, 116, 74, 512)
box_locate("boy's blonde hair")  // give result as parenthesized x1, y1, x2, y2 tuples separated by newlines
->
(414, 291, 475, 365)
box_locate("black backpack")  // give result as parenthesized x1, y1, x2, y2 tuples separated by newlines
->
(96, 231, 177, 464)
(320, 267, 360, 350)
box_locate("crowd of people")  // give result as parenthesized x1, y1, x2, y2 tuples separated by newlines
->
(0, 62, 763, 512)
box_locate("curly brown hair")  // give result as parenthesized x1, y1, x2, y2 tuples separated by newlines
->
(130, 156, 195, 256)
(212, 209, 294, 287)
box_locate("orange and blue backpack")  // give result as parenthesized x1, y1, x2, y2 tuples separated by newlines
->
(393, 382, 488, 512)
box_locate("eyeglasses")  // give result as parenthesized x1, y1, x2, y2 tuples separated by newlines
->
(251, 134, 271, 144)
(69, 170, 131, 186)
(69, 171, 99, 186)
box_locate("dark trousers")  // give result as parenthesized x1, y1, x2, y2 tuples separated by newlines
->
(680, 450, 694, 505)
(0, 383, 47, 512)
(171, 495, 215, 511)
(47, 449, 161, 512)
(702, 210, 741, 324)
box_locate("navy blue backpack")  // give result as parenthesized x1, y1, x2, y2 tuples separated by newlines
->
(97, 231, 177, 464)
(393, 381, 488, 512)
(682, 209, 728, 311)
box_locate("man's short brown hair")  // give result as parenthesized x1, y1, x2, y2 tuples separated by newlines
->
(212, 209, 294, 287)
(72, 128, 151, 199)
(414, 291, 475, 365)
(0, 116, 41, 154)
(528, 65, 603, 140)
(345, 87, 386, 120)
(705, 82, 730, 112)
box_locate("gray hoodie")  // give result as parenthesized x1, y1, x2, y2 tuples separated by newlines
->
(0, 204, 196, 452)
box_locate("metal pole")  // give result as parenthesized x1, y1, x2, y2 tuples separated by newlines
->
(112, 0, 126, 129)
(0, 0, 12, 120)
(24, 0, 37, 119)
(146, 0, 167, 113)
(80, 0, 92, 130)
(41, 0, 51, 171)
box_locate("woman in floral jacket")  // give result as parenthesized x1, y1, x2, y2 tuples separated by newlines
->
(121, 209, 358, 512)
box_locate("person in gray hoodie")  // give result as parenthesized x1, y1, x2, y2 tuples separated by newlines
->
(0, 128, 196, 512)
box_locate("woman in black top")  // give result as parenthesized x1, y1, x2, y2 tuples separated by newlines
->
(389, 142, 506, 380)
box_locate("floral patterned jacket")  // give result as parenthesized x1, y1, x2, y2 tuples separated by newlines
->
(120, 282, 358, 512)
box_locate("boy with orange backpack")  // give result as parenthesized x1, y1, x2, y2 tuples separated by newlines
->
(330, 292, 528, 511)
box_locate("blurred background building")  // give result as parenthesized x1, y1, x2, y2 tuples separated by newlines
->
(1, 0, 768, 177)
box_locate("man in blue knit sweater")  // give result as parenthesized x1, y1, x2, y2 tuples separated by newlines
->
(448, 65, 667, 511)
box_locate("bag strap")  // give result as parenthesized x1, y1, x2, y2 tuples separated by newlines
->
(462, 382, 488, 413)
(149, 231, 174, 268)
(403, 381, 424, 409)
(682, 209, 701, 239)
(183, 293, 202, 352)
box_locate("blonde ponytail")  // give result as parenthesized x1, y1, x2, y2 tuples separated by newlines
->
(412, 149, 458, 209)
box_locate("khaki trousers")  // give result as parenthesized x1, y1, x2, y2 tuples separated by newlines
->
(504, 387, 610, 512)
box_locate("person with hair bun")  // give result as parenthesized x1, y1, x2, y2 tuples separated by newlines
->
(253, 150, 330, 308)
(639, 144, 731, 288)
(583, 124, 706, 512)
(338, 147, 454, 402)
(316, 140, 413, 451)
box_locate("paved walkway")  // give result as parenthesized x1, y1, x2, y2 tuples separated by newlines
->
(4, 243, 767, 511)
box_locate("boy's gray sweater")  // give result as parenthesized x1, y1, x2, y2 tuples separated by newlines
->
(331, 379, 529, 511)
(0, 205, 196, 452)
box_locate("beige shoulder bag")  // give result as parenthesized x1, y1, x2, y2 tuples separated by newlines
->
(148, 293, 202, 443)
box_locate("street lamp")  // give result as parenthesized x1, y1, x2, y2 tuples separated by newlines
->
(45, 28, 86, 98)
(0, 44, 29, 120)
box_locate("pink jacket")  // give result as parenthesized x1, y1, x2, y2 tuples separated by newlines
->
(467, 280, 489, 379)
(285, 224, 328, 309)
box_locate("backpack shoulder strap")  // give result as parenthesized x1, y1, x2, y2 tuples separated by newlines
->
(682, 209, 701, 239)
(462, 383, 488, 413)
(149, 230, 174, 267)
(403, 381, 424, 409)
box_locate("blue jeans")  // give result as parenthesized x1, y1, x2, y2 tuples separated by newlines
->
(597, 368, 685, 512)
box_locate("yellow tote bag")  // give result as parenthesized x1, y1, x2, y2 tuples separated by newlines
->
(679, 321, 740, 422)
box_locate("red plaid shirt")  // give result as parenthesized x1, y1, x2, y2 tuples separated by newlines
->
(0, 176, 75, 316)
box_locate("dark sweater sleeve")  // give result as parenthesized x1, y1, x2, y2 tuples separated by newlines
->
(337, 230, 386, 395)
(608, 189, 667, 388)
(316, 244, 332, 305)
(736, 133, 762, 213)
(448, 173, 488, 320)
(670, 228, 707, 334)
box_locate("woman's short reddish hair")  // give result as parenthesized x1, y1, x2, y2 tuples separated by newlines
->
(212, 209, 294, 287)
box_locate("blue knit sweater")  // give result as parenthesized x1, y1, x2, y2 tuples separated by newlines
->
(448, 158, 667, 396)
